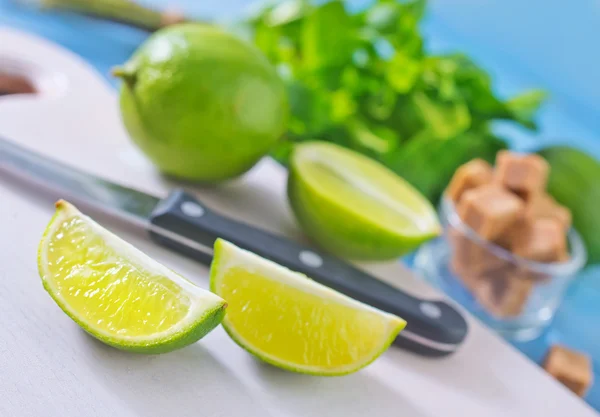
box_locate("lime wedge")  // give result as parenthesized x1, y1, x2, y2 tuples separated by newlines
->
(288, 141, 441, 260)
(38, 201, 227, 353)
(210, 239, 406, 375)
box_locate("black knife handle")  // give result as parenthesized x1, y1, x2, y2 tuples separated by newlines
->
(149, 190, 468, 357)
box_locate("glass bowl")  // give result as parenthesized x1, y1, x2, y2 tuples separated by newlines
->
(414, 198, 587, 341)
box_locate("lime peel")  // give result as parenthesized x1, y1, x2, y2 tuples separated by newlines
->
(116, 24, 289, 181)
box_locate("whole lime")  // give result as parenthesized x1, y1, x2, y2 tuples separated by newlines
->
(114, 24, 288, 181)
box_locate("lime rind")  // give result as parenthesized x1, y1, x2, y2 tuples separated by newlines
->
(210, 239, 406, 376)
(38, 201, 227, 354)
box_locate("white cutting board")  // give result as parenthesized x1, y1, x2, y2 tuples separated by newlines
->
(0, 27, 596, 417)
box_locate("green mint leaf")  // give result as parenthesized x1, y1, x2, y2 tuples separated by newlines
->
(386, 51, 421, 93)
(505, 89, 548, 129)
(302, 1, 355, 69)
(411, 92, 471, 139)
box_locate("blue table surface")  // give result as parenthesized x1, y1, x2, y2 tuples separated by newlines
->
(2, 0, 599, 410)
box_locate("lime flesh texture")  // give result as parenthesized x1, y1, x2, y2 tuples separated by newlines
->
(38, 201, 226, 353)
(116, 24, 288, 181)
(288, 141, 441, 261)
(210, 239, 406, 375)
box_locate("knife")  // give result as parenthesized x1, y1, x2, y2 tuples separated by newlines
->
(0, 136, 468, 357)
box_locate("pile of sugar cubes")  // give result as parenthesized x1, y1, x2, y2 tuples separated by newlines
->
(445, 151, 572, 318)
(447, 152, 594, 397)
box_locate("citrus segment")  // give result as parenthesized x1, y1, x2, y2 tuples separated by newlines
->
(210, 239, 405, 375)
(288, 141, 441, 260)
(38, 201, 226, 353)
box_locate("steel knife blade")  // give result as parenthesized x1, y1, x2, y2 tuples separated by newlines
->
(0, 136, 468, 356)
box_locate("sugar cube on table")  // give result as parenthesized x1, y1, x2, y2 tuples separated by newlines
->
(457, 184, 525, 242)
(445, 159, 494, 203)
(512, 218, 568, 263)
(495, 151, 549, 200)
(543, 345, 594, 397)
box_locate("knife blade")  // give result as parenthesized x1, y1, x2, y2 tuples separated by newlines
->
(0, 136, 468, 356)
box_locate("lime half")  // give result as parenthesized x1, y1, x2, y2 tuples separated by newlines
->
(38, 201, 227, 353)
(288, 141, 441, 260)
(210, 239, 406, 375)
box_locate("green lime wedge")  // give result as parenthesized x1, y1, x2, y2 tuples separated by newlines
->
(288, 141, 441, 260)
(210, 239, 406, 376)
(38, 201, 226, 353)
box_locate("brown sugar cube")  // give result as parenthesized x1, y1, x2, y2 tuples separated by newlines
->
(448, 228, 481, 273)
(465, 259, 514, 297)
(449, 253, 467, 279)
(450, 257, 490, 296)
(445, 159, 494, 202)
(512, 218, 568, 263)
(449, 242, 484, 293)
(461, 240, 509, 280)
(518, 246, 572, 285)
(450, 240, 524, 311)
(448, 227, 512, 292)
(448, 228, 480, 290)
(495, 217, 524, 250)
(495, 151, 550, 200)
(543, 345, 593, 397)
(448, 227, 478, 274)
(469, 253, 511, 281)
(494, 183, 568, 247)
(448, 228, 469, 270)
(474, 271, 534, 317)
(526, 193, 572, 230)
(450, 255, 482, 292)
(558, 250, 571, 263)
(457, 184, 525, 241)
